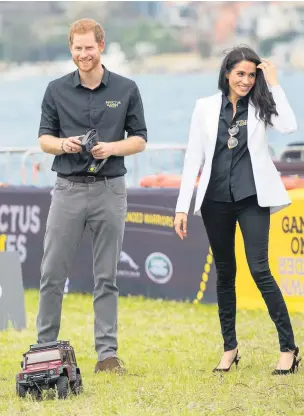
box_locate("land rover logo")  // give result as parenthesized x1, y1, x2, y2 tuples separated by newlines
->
(145, 252, 173, 284)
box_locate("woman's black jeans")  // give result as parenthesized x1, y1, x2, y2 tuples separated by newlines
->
(201, 195, 296, 352)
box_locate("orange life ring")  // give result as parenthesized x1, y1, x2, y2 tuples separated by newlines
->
(281, 176, 304, 190)
(139, 174, 304, 190)
(139, 174, 199, 188)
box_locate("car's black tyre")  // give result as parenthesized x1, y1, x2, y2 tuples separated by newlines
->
(70, 374, 83, 395)
(16, 382, 27, 398)
(56, 375, 69, 399)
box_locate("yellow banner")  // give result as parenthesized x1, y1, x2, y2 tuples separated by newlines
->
(236, 189, 304, 312)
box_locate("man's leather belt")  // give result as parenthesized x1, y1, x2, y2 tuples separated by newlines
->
(57, 173, 107, 183)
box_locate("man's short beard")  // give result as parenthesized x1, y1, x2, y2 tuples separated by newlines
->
(73, 56, 100, 72)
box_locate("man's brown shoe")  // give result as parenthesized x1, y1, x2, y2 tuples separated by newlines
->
(94, 357, 126, 374)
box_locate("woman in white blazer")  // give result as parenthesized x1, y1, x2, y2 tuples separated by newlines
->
(174, 46, 300, 375)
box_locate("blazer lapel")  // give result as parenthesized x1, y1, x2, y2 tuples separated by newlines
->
(204, 92, 222, 144)
(247, 99, 259, 147)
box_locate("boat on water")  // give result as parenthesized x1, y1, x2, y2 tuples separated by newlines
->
(279, 142, 304, 163)
(0, 43, 131, 82)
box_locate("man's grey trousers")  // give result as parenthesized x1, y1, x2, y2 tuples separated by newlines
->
(36, 176, 127, 361)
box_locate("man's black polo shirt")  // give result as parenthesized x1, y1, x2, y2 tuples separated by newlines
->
(38, 65, 147, 177)
(205, 94, 256, 202)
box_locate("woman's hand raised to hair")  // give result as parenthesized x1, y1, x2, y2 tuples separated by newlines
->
(174, 212, 188, 240)
(257, 59, 279, 87)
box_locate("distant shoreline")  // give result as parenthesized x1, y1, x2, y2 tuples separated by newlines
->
(0, 52, 302, 81)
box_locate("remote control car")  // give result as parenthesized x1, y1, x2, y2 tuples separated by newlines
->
(16, 340, 82, 399)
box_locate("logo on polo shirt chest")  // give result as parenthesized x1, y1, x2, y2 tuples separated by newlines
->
(236, 119, 247, 127)
(106, 101, 121, 108)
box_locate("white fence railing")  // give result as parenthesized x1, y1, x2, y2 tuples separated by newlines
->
(1, 144, 303, 187)
(0, 144, 188, 187)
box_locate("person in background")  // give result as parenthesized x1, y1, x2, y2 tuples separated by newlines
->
(36, 18, 147, 373)
(174, 46, 300, 375)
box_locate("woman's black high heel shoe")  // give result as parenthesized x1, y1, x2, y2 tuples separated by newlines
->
(213, 349, 241, 373)
(272, 347, 301, 375)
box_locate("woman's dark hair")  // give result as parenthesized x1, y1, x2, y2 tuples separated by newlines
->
(218, 46, 278, 126)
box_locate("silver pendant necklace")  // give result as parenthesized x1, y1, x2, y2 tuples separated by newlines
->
(227, 125, 239, 150)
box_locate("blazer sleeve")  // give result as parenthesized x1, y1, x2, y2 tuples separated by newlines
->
(269, 85, 297, 134)
(175, 100, 206, 214)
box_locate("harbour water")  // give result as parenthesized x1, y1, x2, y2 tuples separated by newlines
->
(0, 69, 303, 186)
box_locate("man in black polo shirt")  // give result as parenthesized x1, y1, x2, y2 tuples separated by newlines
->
(36, 18, 147, 373)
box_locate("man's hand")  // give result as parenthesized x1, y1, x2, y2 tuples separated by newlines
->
(91, 142, 115, 159)
(62, 137, 82, 154)
(174, 212, 188, 240)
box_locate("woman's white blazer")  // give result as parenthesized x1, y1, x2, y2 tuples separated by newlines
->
(175, 85, 297, 216)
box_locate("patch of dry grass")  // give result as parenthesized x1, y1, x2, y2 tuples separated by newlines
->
(0, 290, 304, 415)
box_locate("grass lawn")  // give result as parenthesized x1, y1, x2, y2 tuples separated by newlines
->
(0, 290, 304, 416)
